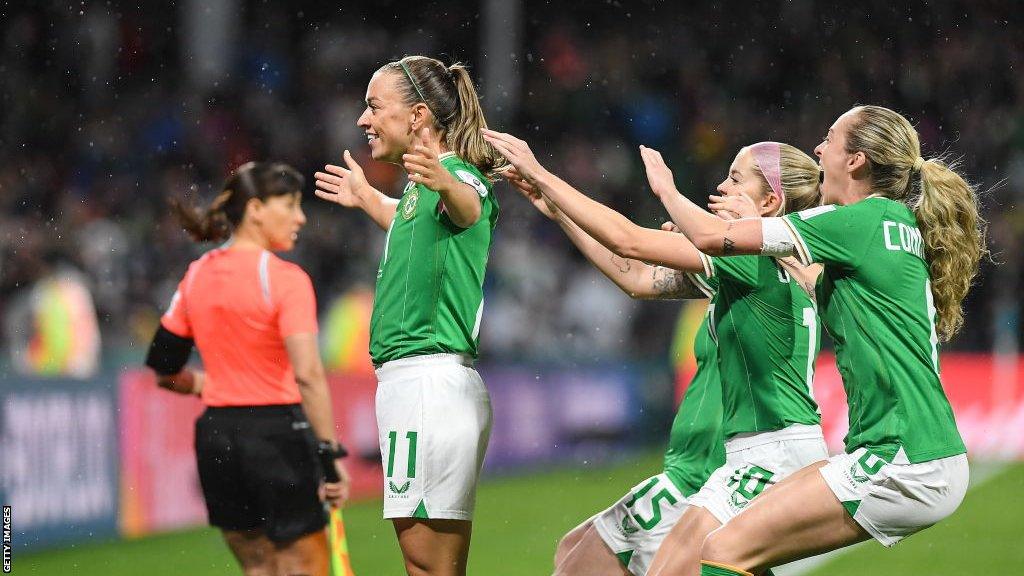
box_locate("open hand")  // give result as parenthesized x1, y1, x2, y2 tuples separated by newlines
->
(403, 126, 459, 192)
(709, 193, 759, 220)
(481, 129, 548, 184)
(315, 150, 370, 209)
(639, 145, 679, 199)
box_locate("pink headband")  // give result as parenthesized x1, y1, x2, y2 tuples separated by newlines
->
(748, 141, 783, 206)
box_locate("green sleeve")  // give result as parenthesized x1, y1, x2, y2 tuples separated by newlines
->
(783, 203, 876, 267)
(687, 252, 760, 295)
(436, 162, 494, 230)
(705, 254, 761, 289)
(686, 253, 718, 296)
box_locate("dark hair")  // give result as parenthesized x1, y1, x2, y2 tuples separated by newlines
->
(378, 55, 508, 178)
(171, 161, 304, 242)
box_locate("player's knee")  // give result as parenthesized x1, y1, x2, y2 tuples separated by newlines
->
(402, 556, 430, 576)
(400, 548, 457, 576)
(700, 527, 746, 567)
(402, 556, 461, 576)
(553, 530, 577, 565)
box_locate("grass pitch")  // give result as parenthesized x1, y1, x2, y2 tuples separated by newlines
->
(16, 455, 1023, 575)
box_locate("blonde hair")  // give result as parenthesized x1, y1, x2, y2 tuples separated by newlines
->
(747, 143, 822, 215)
(379, 56, 509, 178)
(844, 105, 986, 340)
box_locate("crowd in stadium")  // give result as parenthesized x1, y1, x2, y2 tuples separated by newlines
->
(1, 1, 1019, 365)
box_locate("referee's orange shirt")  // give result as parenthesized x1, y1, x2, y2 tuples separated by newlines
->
(161, 246, 318, 407)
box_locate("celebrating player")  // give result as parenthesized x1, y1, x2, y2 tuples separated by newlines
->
(145, 162, 349, 576)
(643, 105, 983, 576)
(513, 176, 742, 576)
(314, 56, 506, 576)
(485, 130, 826, 576)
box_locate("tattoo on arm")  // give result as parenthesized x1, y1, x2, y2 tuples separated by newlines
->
(610, 254, 633, 274)
(651, 267, 703, 299)
(723, 236, 736, 254)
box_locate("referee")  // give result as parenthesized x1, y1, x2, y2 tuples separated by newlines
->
(145, 162, 348, 576)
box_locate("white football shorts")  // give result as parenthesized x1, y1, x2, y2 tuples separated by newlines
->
(819, 447, 969, 546)
(592, 472, 691, 575)
(690, 424, 829, 524)
(375, 353, 492, 521)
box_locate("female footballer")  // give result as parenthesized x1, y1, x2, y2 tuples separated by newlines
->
(642, 105, 983, 576)
(512, 175, 743, 576)
(485, 130, 827, 576)
(144, 162, 349, 576)
(313, 56, 506, 576)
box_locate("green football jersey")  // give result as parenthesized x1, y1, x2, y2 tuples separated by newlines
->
(369, 153, 498, 365)
(663, 314, 726, 497)
(783, 197, 965, 463)
(688, 254, 822, 439)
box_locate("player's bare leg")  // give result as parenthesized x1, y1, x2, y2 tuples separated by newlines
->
(553, 520, 629, 576)
(553, 520, 589, 568)
(647, 507, 722, 576)
(222, 529, 276, 576)
(700, 462, 870, 573)
(275, 530, 330, 576)
(393, 518, 473, 576)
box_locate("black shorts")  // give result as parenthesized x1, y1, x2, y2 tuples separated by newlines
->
(195, 404, 327, 542)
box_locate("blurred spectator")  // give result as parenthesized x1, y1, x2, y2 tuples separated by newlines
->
(4, 258, 101, 378)
(0, 1, 1020, 367)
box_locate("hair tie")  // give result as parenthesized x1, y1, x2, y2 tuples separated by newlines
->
(913, 157, 925, 172)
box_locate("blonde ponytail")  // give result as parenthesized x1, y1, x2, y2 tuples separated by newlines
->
(445, 63, 509, 178)
(914, 157, 987, 340)
(845, 105, 987, 340)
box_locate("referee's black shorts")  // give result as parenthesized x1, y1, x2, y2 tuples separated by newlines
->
(194, 404, 327, 542)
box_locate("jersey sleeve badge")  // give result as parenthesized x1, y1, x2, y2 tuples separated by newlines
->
(455, 169, 489, 198)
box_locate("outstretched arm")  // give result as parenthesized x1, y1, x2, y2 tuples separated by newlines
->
(484, 130, 708, 273)
(640, 146, 769, 257)
(508, 170, 706, 300)
(315, 150, 399, 231)
(559, 218, 706, 299)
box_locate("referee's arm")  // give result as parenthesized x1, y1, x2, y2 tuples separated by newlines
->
(145, 324, 203, 396)
(284, 333, 338, 445)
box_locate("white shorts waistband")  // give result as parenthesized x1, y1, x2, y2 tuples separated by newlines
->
(724, 423, 824, 453)
(375, 353, 474, 380)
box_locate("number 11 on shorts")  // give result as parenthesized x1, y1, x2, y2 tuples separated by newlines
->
(386, 430, 418, 478)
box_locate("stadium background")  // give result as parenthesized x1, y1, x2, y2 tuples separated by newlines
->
(1, 1, 1022, 573)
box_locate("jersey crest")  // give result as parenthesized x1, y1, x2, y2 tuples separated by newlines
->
(402, 187, 420, 220)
